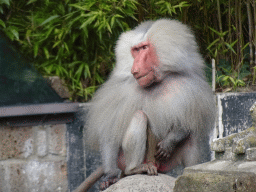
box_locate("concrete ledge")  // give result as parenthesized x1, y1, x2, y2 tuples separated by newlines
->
(174, 160, 256, 192)
(0, 103, 79, 117)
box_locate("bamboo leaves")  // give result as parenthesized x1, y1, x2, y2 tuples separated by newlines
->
(40, 15, 59, 26)
(155, 1, 191, 15)
(1, 0, 256, 99)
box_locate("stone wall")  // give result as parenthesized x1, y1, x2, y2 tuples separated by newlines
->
(0, 124, 68, 191)
(174, 102, 256, 192)
(216, 92, 256, 138)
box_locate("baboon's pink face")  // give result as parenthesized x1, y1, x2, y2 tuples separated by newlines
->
(131, 41, 161, 87)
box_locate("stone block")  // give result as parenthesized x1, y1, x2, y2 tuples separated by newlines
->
(0, 126, 33, 160)
(212, 127, 256, 161)
(247, 147, 256, 160)
(174, 160, 256, 192)
(35, 126, 47, 157)
(0, 160, 68, 192)
(49, 124, 66, 156)
(46, 76, 71, 99)
(215, 147, 234, 160)
(216, 93, 256, 137)
(211, 138, 225, 152)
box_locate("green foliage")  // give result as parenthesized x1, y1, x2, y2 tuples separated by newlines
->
(0, 0, 9, 27)
(153, 1, 191, 16)
(0, 0, 138, 101)
(207, 27, 237, 58)
(216, 59, 250, 91)
(217, 74, 246, 91)
(0, 0, 255, 101)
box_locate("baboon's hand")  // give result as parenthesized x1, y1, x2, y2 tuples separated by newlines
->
(155, 140, 172, 161)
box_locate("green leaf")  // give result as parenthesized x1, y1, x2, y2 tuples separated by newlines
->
(75, 65, 84, 80)
(58, 30, 64, 40)
(110, 16, 115, 28)
(214, 49, 218, 58)
(45, 27, 54, 39)
(69, 61, 82, 67)
(0, 19, 6, 28)
(40, 15, 59, 26)
(155, 1, 166, 5)
(231, 25, 236, 31)
(34, 42, 39, 58)
(116, 6, 125, 14)
(1, 0, 10, 6)
(208, 27, 219, 34)
(241, 42, 249, 51)
(52, 41, 61, 48)
(80, 14, 97, 29)
(95, 72, 104, 84)
(43, 47, 49, 59)
(224, 41, 237, 54)
(10, 28, 19, 40)
(208, 27, 228, 37)
(27, 0, 37, 5)
(106, 21, 112, 33)
(45, 65, 53, 74)
(116, 19, 124, 31)
(69, 4, 86, 10)
(229, 77, 235, 85)
(25, 29, 32, 38)
(63, 42, 69, 53)
(237, 79, 245, 86)
(222, 76, 230, 82)
(207, 39, 220, 50)
(84, 64, 91, 78)
(69, 2, 95, 11)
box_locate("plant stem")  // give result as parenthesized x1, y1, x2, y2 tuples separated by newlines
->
(235, 0, 239, 67)
(217, 0, 225, 59)
(253, 0, 256, 84)
(203, 1, 209, 44)
(237, 0, 243, 78)
(228, 0, 233, 70)
(246, 0, 253, 68)
(217, 0, 223, 33)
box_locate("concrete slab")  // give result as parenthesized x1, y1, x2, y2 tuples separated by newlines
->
(174, 160, 256, 192)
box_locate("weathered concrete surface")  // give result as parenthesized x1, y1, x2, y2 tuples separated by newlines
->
(216, 92, 256, 137)
(46, 76, 71, 99)
(0, 124, 68, 192)
(194, 116, 256, 192)
(0, 160, 68, 192)
(0, 126, 33, 160)
(174, 160, 256, 192)
(211, 126, 256, 161)
(104, 174, 176, 192)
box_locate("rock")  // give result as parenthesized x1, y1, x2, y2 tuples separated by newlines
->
(45, 76, 70, 99)
(211, 126, 256, 161)
(250, 101, 256, 126)
(174, 160, 256, 192)
(104, 174, 176, 192)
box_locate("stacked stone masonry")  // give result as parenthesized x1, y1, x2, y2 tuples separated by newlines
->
(211, 126, 256, 161)
(0, 124, 68, 191)
(174, 126, 256, 192)
(174, 101, 256, 192)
